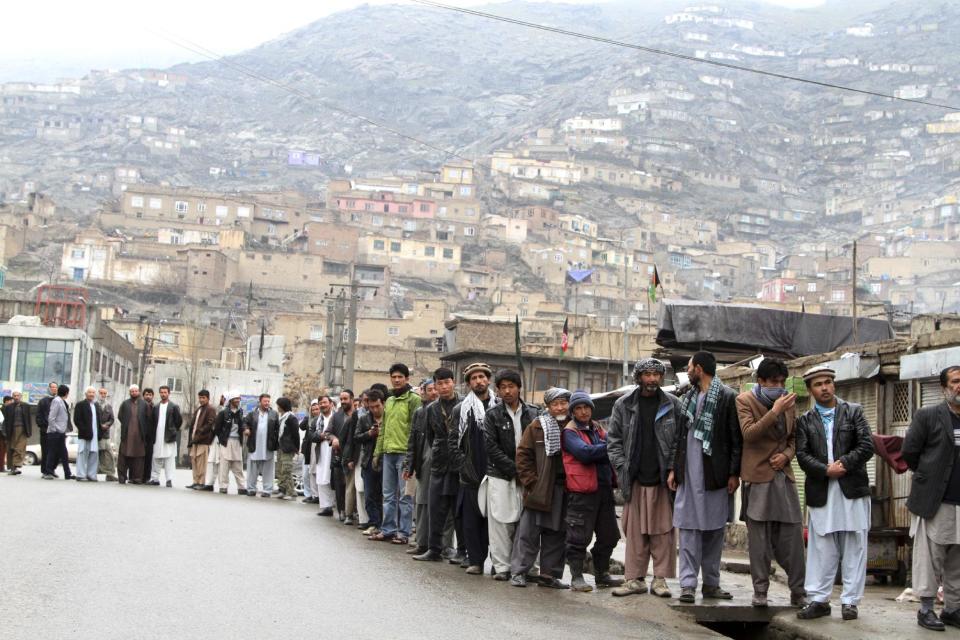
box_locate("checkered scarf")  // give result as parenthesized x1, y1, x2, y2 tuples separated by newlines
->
(680, 377, 723, 456)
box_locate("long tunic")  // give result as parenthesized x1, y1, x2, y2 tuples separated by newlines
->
(78, 401, 98, 455)
(122, 401, 145, 457)
(250, 410, 270, 461)
(154, 403, 176, 459)
(807, 405, 870, 534)
(674, 393, 730, 531)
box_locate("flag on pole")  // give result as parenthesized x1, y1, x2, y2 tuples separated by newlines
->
(648, 266, 661, 302)
(561, 317, 569, 355)
(258, 322, 265, 360)
(514, 315, 525, 390)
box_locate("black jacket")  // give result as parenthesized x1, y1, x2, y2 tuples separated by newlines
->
(449, 397, 495, 488)
(299, 415, 317, 457)
(2, 401, 32, 439)
(148, 401, 183, 445)
(404, 403, 431, 479)
(215, 406, 245, 447)
(278, 413, 300, 454)
(673, 383, 743, 491)
(322, 410, 352, 469)
(426, 396, 459, 476)
(118, 398, 150, 446)
(72, 400, 102, 442)
(903, 402, 958, 519)
(483, 401, 540, 481)
(36, 394, 54, 432)
(243, 409, 280, 453)
(796, 398, 874, 508)
(353, 411, 381, 467)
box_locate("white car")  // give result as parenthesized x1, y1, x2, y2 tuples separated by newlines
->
(25, 433, 84, 465)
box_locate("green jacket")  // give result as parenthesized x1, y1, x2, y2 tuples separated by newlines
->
(375, 387, 422, 456)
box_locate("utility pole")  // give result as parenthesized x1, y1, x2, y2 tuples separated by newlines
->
(621, 230, 630, 385)
(323, 301, 335, 390)
(332, 292, 347, 391)
(344, 282, 358, 391)
(851, 240, 859, 346)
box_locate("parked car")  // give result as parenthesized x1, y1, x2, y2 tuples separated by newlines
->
(24, 435, 116, 465)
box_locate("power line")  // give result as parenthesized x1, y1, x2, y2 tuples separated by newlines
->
(408, 0, 960, 112)
(146, 28, 475, 162)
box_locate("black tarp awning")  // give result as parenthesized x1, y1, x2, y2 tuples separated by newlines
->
(656, 300, 895, 359)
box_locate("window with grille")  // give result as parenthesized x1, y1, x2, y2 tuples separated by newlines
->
(891, 381, 911, 424)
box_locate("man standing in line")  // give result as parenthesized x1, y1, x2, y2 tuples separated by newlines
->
(404, 379, 439, 555)
(355, 389, 385, 534)
(608, 359, 682, 599)
(315, 395, 340, 516)
(187, 390, 218, 491)
(449, 363, 497, 574)
(97, 388, 118, 481)
(243, 393, 279, 498)
(483, 369, 539, 580)
(215, 391, 247, 494)
(901, 365, 960, 631)
(35, 381, 58, 474)
(0, 395, 6, 473)
(73, 386, 101, 482)
(275, 396, 300, 500)
(3, 391, 31, 476)
(338, 389, 359, 524)
(42, 385, 72, 480)
(319, 395, 348, 518)
(371, 364, 422, 544)
(117, 385, 148, 484)
(148, 385, 182, 488)
(140, 388, 156, 484)
(300, 401, 320, 504)
(796, 366, 874, 622)
(669, 351, 742, 603)
(414, 368, 463, 563)
(736, 358, 807, 608)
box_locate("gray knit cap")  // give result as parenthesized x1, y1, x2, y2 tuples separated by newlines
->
(633, 358, 666, 379)
(543, 387, 571, 405)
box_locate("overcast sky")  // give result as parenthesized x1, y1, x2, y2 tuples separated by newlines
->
(1, 0, 826, 81)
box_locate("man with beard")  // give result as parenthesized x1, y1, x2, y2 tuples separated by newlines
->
(73, 386, 102, 482)
(483, 369, 539, 580)
(300, 400, 322, 504)
(97, 388, 118, 481)
(314, 395, 340, 516)
(243, 394, 280, 497)
(404, 379, 439, 555)
(609, 359, 683, 599)
(736, 358, 806, 608)
(796, 366, 874, 622)
(215, 391, 247, 494)
(413, 368, 463, 563)
(370, 364, 422, 544)
(117, 385, 149, 484)
(670, 351, 742, 604)
(140, 388, 156, 484)
(905, 365, 960, 631)
(338, 389, 359, 524)
(448, 363, 497, 574)
(148, 385, 182, 488)
(3, 392, 31, 476)
(187, 390, 218, 491)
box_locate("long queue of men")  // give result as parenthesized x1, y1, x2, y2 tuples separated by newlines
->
(4, 356, 960, 632)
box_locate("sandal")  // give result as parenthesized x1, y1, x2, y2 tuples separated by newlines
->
(391, 537, 409, 545)
(369, 532, 395, 542)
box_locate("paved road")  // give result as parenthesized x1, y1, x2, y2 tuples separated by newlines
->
(1, 467, 720, 640)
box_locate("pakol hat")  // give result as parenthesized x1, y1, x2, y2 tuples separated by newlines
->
(802, 365, 836, 384)
(463, 362, 493, 382)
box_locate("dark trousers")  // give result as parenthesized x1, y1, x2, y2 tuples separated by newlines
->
(361, 460, 383, 527)
(457, 485, 488, 567)
(39, 426, 47, 470)
(0, 436, 6, 471)
(428, 473, 464, 554)
(565, 487, 621, 576)
(142, 442, 154, 483)
(117, 453, 144, 483)
(42, 432, 71, 478)
(511, 506, 567, 579)
(332, 464, 347, 516)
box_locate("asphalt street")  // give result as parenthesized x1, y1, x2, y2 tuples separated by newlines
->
(1, 466, 720, 640)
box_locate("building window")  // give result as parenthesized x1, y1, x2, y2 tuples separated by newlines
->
(71, 248, 85, 259)
(388, 326, 400, 337)
(216, 205, 229, 217)
(438, 206, 447, 216)
(465, 227, 476, 236)
(807, 283, 817, 292)
(831, 290, 845, 302)
(158, 331, 179, 346)
(15, 339, 73, 385)
(534, 368, 569, 391)
(419, 204, 430, 213)
(149, 198, 162, 210)
(399, 206, 408, 214)
(174, 200, 188, 213)
(371, 215, 383, 226)
(0, 337, 12, 380)
(460, 186, 471, 196)
(131, 196, 144, 208)
(267, 224, 277, 235)
(442, 248, 454, 260)
(309, 325, 323, 340)
(197, 202, 207, 213)
(373, 240, 385, 251)
(164, 377, 183, 392)
(364, 203, 374, 211)
(390, 242, 401, 253)
(237, 206, 250, 218)
(425, 246, 436, 257)
(582, 371, 619, 394)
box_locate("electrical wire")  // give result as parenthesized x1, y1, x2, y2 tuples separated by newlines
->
(408, 0, 960, 112)
(146, 28, 476, 162)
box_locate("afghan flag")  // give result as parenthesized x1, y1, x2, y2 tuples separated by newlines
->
(648, 265, 661, 303)
(561, 317, 569, 354)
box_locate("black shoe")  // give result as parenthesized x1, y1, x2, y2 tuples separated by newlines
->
(147, 480, 160, 486)
(317, 508, 334, 517)
(595, 574, 625, 588)
(406, 546, 428, 555)
(200, 485, 214, 492)
(166, 481, 173, 488)
(538, 576, 570, 590)
(449, 553, 466, 565)
(343, 517, 354, 526)
(511, 574, 527, 588)
(459, 557, 470, 568)
(493, 571, 511, 581)
(186, 483, 197, 489)
(797, 601, 832, 620)
(357, 522, 371, 530)
(942, 609, 960, 629)
(238, 489, 248, 495)
(412, 549, 443, 562)
(841, 605, 858, 621)
(918, 609, 946, 631)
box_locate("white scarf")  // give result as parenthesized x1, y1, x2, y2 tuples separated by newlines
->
(458, 392, 496, 444)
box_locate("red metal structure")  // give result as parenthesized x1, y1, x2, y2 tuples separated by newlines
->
(34, 284, 88, 328)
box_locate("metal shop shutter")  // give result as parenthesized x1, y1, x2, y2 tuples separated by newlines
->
(836, 382, 878, 488)
(919, 378, 944, 409)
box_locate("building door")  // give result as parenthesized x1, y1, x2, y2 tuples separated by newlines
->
(72, 268, 84, 282)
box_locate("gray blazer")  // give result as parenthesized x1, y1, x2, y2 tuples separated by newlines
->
(903, 402, 959, 519)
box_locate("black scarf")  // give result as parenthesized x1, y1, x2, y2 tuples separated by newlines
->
(392, 384, 412, 398)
